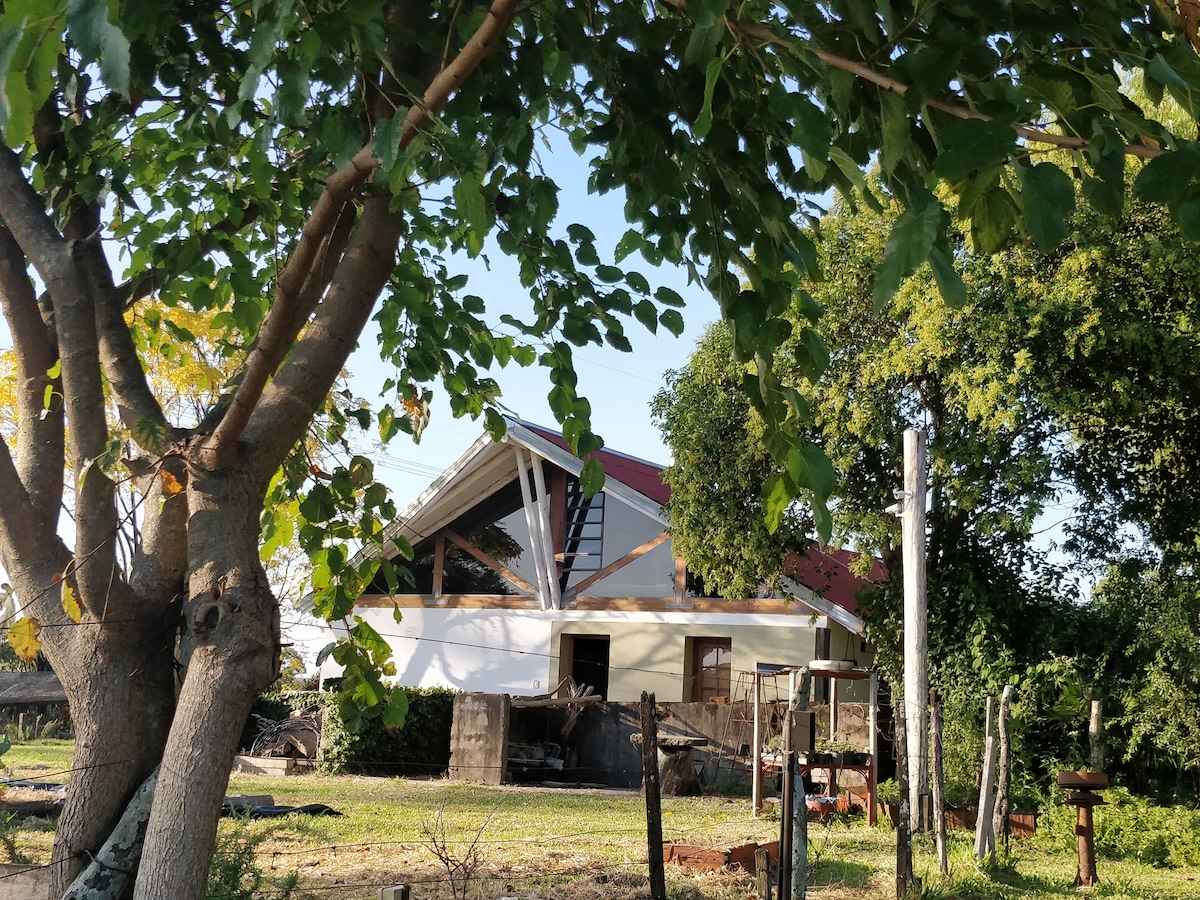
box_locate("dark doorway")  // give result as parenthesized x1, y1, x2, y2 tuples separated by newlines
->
(567, 635, 610, 700)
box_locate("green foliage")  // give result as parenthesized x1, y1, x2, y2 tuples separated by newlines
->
(652, 324, 811, 598)
(207, 817, 305, 900)
(251, 687, 454, 776)
(1083, 557, 1200, 796)
(1037, 786, 1200, 869)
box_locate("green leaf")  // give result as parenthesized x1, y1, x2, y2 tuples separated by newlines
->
(684, 8, 723, 67)
(761, 474, 792, 535)
(1081, 145, 1125, 217)
(933, 118, 1018, 181)
(790, 96, 832, 161)
(66, 0, 129, 96)
(382, 686, 409, 729)
(928, 246, 967, 307)
(660, 309, 685, 336)
(694, 55, 724, 139)
(579, 457, 605, 497)
(969, 187, 1017, 253)
(1014, 162, 1075, 251)
(787, 444, 835, 500)
(1133, 146, 1200, 205)
(829, 146, 867, 193)
(655, 286, 685, 308)
(873, 197, 941, 308)
(633, 299, 658, 333)
(1178, 195, 1200, 243)
(0, 10, 66, 144)
(614, 229, 643, 262)
(878, 90, 909, 175)
(453, 177, 489, 250)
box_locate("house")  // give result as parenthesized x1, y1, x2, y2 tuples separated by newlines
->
(317, 417, 881, 704)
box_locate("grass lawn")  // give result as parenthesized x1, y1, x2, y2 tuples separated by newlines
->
(4, 739, 1200, 899)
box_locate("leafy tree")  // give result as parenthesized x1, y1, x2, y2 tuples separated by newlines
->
(1087, 555, 1200, 798)
(983, 199, 1200, 557)
(3, 1, 1200, 897)
(657, 187, 1199, 795)
(651, 323, 814, 599)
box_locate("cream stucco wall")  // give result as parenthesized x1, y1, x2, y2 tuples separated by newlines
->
(551, 612, 826, 702)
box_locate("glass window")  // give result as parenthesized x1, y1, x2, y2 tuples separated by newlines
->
(691, 638, 732, 702)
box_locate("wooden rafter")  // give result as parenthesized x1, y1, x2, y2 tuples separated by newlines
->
(562, 530, 671, 601)
(443, 529, 537, 597)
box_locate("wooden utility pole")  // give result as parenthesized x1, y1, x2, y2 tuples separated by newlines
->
(902, 428, 928, 833)
(929, 689, 948, 878)
(640, 692, 667, 900)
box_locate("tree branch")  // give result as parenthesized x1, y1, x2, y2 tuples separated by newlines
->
(0, 436, 73, 619)
(202, 0, 521, 468)
(0, 142, 122, 612)
(93, 256, 173, 452)
(128, 457, 189, 607)
(666, 0, 1166, 160)
(0, 225, 64, 522)
(61, 769, 158, 900)
(243, 196, 405, 481)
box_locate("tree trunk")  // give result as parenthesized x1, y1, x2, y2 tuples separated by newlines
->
(47, 616, 177, 898)
(131, 467, 280, 900)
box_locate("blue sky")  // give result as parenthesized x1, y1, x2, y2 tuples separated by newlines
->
(345, 141, 722, 509)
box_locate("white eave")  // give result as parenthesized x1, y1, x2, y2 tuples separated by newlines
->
(781, 576, 865, 636)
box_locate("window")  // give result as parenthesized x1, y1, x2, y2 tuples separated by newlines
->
(691, 638, 732, 702)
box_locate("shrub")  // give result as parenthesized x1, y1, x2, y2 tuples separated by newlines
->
(245, 686, 455, 776)
(207, 818, 306, 900)
(1036, 784, 1200, 868)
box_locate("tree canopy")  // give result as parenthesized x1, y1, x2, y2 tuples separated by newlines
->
(3, 0, 1200, 896)
(655, 184, 1200, 798)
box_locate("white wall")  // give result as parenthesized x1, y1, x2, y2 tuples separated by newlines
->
(320, 606, 553, 694)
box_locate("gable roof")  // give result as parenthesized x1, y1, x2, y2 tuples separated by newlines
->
(518, 421, 671, 506)
(350, 418, 882, 627)
(378, 417, 669, 557)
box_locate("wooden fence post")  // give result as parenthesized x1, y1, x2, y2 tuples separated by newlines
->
(779, 718, 794, 900)
(791, 668, 811, 900)
(1089, 700, 1105, 771)
(974, 736, 998, 860)
(929, 689, 947, 878)
(992, 685, 1014, 857)
(894, 701, 914, 899)
(756, 847, 772, 900)
(640, 692, 667, 900)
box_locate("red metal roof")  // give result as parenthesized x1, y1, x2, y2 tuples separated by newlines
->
(519, 421, 671, 506)
(783, 547, 885, 615)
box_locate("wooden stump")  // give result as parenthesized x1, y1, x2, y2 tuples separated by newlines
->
(658, 746, 702, 796)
